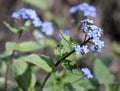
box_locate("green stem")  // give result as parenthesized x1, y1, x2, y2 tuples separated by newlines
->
(4, 50, 15, 91)
(105, 84, 110, 91)
(40, 38, 91, 91)
(4, 31, 22, 91)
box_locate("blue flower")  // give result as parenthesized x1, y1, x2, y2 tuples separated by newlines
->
(12, 12, 20, 19)
(90, 45, 102, 53)
(38, 34, 43, 39)
(81, 68, 93, 78)
(84, 6, 96, 17)
(81, 19, 103, 38)
(75, 45, 89, 54)
(78, 2, 89, 11)
(25, 9, 38, 19)
(81, 19, 94, 24)
(80, 19, 104, 53)
(41, 21, 54, 36)
(69, 6, 78, 13)
(87, 29, 98, 39)
(69, 2, 96, 17)
(93, 39, 104, 48)
(11, 8, 42, 27)
(32, 17, 42, 27)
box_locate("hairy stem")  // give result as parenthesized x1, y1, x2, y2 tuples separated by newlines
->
(4, 50, 15, 91)
(40, 38, 91, 91)
(4, 32, 22, 91)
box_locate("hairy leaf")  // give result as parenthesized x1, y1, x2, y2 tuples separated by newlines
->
(6, 41, 41, 52)
(12, 60, 36, 91)
(3, 21, 19, 34)
(62, 60, 82, 75)
(94, 58, 114, 84)
(23, 54, 56, 72)
(113, 43, 120, 57)
(33, 30, 57, 48)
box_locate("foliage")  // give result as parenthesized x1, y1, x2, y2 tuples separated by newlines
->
(0, 1, 119, 91)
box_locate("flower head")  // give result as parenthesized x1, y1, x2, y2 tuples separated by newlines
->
(75, 45, 89, 54)
(69, 2, 96, 18)
(78, 2, 89, 11)
(81, 19, 94, 24)
(69, 6, 78, 13)
(81, 68, 93, 78)
(83, 6, 96, 17)
(78, 19, 104, 54)
(32, 17, 42, 27)
(90, 45, 102, 53)
(11, 8, 42, 27)
(41, 21, 54, 36)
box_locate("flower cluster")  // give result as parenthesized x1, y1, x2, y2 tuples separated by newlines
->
(75, 19, 104, 54)
(12, 8, 42, 27)
(81, 68, 93, 78)
(41, 21, 54, 36)
(12, 8, 54, 36)
(69, 2, 96, 17)
(75, 45, 89, 54)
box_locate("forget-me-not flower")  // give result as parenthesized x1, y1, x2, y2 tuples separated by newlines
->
(69, 6, 78, 13)
(80, 19, 104, 53)
(78, 2, 89, 11)
(41, 21, 54, 36)
(81, 68, 93, 78)
(75, 45, 89, 54)
(90, 45, 102, 53)
(32, 17, 42, 27)
(11, 8, 42, 27)
(69, 2, 96, 18)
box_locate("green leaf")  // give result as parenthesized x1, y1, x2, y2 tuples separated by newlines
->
(67, 53, 82, 62)
(6, 42, 19, 52)
(94, 58, 114, 84)
(54, 37, 72, 59)
(20, 20, 31, 32)
(76, 78, 95, 90)
(12, 60, 28, 76)
(113, 43, 120, 57)
(0, 60, 7, 75)
(45, 38, 57, 47)
(12, 60, 36, 91)
(23, 54, 56, 72)
(23, 0, 49, 10)
(60, 32, 76, 46)
(3, 21, 19, 34)
(45, 11, 54, 20)
(62, 60, 82, 75)
(55, 17, 66, 25)
(63, 82, 76, 91)
(6, 41, 41, 52)
(109, 83, 120, 91)
(19, 41, 41, 52)
(33, 30, 57, 48)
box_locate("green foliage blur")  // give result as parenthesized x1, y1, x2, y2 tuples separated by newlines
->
(0, 0, 120, 91)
